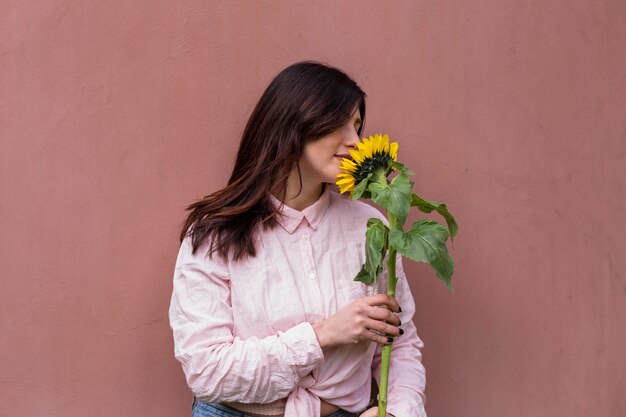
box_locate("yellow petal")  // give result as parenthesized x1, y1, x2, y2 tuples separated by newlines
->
(349, 148, 364, 164)
(340, 159, 358, 172)
(375, 134, 384, 153)
(366, 135, 375, 152)
(360, 137, 374, 159)
(390, 142, 398, 160)
(336, 170, 356, 189)
(378, 134, 386, 152)
(380, 135, 387, 153)
(338, 182, 354, 194)
(336, 178, 354, 185)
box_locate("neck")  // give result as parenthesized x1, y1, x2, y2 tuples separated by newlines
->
(273, 171, 325, 211)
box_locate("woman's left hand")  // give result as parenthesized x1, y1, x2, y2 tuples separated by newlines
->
(359, 407, 395, 417)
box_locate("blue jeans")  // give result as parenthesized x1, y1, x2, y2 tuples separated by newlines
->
(192, 401, 358, 417)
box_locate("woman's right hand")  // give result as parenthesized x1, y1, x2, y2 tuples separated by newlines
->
(311, 294, 403, 349)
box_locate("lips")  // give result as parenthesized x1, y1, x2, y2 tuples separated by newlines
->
(334, 154, 352, 161)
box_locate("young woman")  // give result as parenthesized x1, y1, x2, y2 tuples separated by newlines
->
(169, 61, 427, 417)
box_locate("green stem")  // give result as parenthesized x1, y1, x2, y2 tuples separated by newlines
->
(373, 168, 389, 188)
(378, 212, 398, 417)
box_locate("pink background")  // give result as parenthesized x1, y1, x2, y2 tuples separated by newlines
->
(2, 1, 625, 416)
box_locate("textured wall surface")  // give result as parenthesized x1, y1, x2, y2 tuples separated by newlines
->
(1, 1, 625, 416)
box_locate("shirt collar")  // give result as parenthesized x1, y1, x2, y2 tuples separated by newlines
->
(269, 185, 331, 234)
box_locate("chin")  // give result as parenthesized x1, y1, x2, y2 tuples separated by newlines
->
(323, 173, 341, 184)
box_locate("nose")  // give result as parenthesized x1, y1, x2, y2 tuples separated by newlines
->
(344, 128, 360, 149)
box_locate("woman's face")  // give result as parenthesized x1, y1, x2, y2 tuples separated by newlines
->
(299, 107, 362, 186)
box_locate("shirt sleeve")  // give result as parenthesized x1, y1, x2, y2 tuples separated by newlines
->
(168, 236, 325, 404)
(371, 252, 428, 417)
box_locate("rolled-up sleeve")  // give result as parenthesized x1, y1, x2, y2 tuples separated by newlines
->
(371, 253, 428, 417)
(168, 237, 324, 403)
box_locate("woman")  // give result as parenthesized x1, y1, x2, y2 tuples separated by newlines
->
(169, 61, 427, 417)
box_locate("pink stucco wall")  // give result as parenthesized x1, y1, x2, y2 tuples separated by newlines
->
(1, 1, 625, 416)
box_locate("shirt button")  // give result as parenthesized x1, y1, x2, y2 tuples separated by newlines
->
(301, 234, 309, 240)
(308, 272, 316, 280)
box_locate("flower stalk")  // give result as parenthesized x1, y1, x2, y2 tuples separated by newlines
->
(378, 217, 397, 417)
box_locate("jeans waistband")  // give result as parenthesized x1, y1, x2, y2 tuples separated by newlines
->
(192, 397, 358, 417)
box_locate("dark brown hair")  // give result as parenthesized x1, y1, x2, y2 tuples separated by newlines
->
(180, 61, 366, 261)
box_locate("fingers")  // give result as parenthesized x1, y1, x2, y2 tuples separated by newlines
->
(328, 295, 404, 347)
(348, 314, 398, 345)
(367, 304, 401, 326)
(356, 295, 403, 345)
(365, 317, 402, 338)
(364, 293, 401, 313)
(364, 327, 395, 345)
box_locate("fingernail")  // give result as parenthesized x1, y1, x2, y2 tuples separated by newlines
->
(399, 306, 403, 313)
(398, 319, 402, 326)
(387, 336, 393, 343)
(399, 328, 404, 335)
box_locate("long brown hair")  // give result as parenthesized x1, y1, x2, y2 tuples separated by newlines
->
(180, 61, 366, 261)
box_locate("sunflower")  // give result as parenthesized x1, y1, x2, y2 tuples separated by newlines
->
(336, 133, 399, 195)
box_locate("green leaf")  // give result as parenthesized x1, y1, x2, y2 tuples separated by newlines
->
(354, 264, 374, 284)
(410, 193, 459, 241)
(369, 172, 413, 225)
(390, 161, 414, 176)
(351, 173, 373, 201)
(354, 218, 389, 285)
(365, 218, 388, 278)
(389, 220, 455, 291)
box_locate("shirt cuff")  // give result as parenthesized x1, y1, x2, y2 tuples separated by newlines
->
(278, 321, 325, 380)
(387, 388, 427, 417)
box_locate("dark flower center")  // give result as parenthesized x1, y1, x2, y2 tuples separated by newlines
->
(353, 152, 393, 182)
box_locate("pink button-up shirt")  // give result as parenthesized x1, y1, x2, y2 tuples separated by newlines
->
(168, 187, 427, 417)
